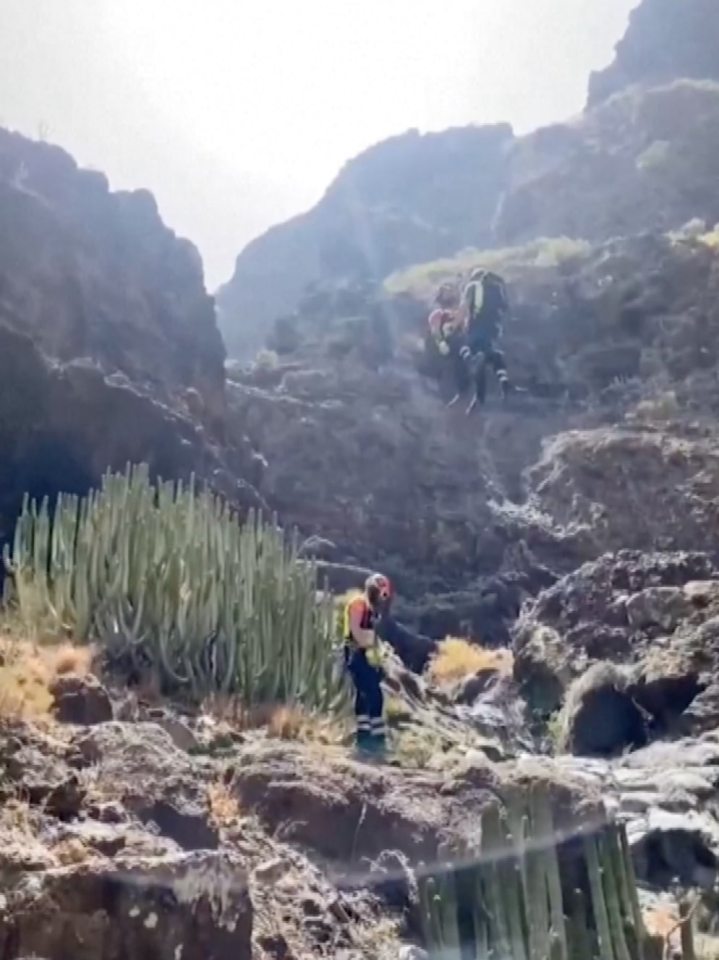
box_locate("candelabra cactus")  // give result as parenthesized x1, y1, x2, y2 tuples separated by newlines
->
(418, 786, 646, 960)
(3, 464, 342, 708)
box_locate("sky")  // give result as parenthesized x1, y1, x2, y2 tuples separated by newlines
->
(0, 0, 637, 289)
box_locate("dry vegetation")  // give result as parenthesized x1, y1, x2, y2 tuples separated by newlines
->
(207, 781, 243, 828)
(203, 694, 347, 747)
(384, 236, 591, 302)
(427, 637, 513, 687)
(0, 625, 92, 719)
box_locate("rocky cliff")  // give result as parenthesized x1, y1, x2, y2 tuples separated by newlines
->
(0, 129, 260, 547)
(495, 80, 719, 245)
(587, 0, 719, 107)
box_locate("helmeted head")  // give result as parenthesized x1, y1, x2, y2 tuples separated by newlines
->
(469, 267, 487, 284)
(365, 572, 392, 611)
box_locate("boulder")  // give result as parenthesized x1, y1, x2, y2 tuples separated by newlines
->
(50, 673, 113, 725)
(0, 850, 253, 960)
(556, 662, 648, 757)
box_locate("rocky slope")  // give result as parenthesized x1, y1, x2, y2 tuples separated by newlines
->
(0, 129, 262, 550)
(216, 125, 514, 356)
(495, 80, 719, 245)
(226, 229, 719, 642)
(0, 672, 660, 960)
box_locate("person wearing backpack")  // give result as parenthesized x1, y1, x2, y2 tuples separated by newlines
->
(459, 268, 515, 412)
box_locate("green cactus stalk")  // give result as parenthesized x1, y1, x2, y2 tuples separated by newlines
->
(5, 464, 342, 709)
(530, 785, 569, 960)
(585, 834, 616, 960)
(599, 831, 632, 960)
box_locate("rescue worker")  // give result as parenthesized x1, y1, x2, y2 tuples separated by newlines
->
(427, 283, 468, 406)
(459, 268, 514, 413)
(343, 573, 392, 756)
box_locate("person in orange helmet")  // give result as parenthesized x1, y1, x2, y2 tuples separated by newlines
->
(427, 282, 469, 405)
(343, 573, 393, 756)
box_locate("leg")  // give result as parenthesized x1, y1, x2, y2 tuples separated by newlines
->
(447, 334, 469, 406)
(474, 352, 488, 405)
(365, 665, 387, 756)
(347, 650, 372, 749)
(487, 348, 511, 397)
(464, 350, 486, 414)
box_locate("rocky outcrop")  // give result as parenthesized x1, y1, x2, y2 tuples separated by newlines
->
(0, 129, 262, 546)
(513, 551, 719, 745)
(0, 692, 643, 960)
(0, 128, 225, 426)
(528, 427, 719, 556)
(0, 715, 401, 960)
(587, 0, 719, 108)
(51, 673, 114, 725)
(216, 125, 514, 356)
(553, 734, 719, 892)
(496, 81, 719, 246)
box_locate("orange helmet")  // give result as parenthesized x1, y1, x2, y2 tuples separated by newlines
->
(365, 573, 392, 604)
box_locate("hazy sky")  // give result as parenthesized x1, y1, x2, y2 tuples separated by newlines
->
(1, 0, 637, 288)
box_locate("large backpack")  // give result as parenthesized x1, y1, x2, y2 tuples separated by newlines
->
(466, 271, 509, 338)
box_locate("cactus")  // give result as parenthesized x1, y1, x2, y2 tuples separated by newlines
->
(4, 464, 342, 709)
(416, 792, 646, 960)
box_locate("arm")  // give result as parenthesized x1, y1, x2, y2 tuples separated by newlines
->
(428, 310, 451, 354)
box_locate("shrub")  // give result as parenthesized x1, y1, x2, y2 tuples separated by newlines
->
(427, 637, 513, 686)
(254, 348, 279, 370)
(385, 237, 591, 302)
(3, 464, 342, 708)
(0, 632, 91, 718)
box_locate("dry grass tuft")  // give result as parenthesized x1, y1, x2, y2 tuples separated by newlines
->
(203, 694, 346, 746)
(267, 704, 346, 745)
(207, 781, 242, 828)
(52, 643, 93, 677)
(0, 628, 92, 719)
(428, 637, 513, 686)
(384, 695, 413, 726)
(53, 836, 91, 866)
(0, 797, 32, 833)
(267, 704, 308, 740)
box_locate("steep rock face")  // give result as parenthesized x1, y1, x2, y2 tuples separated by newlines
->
(0, 130, 259, 542)
(227, 232, 719, 635)
(512, 550, 719, 726)
(528, 427, 719, 556)
(216, 125, 514, 356)
(0, 129, 226, 427)
(496, 81, 719, 246)
(587, 0, 719, 108)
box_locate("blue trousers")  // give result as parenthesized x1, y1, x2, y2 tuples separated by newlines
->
(345, 646, 386, 749)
